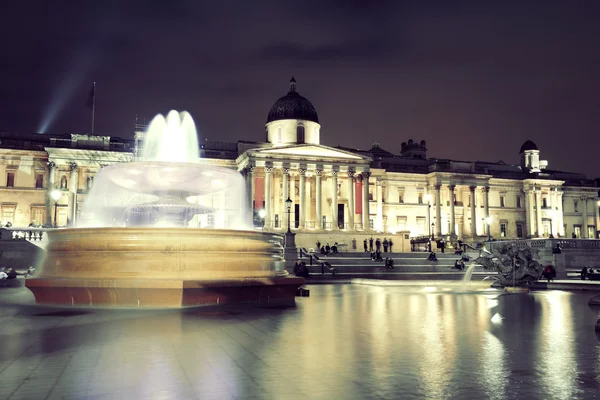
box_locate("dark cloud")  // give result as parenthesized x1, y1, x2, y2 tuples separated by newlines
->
(0, 1, 599, 178)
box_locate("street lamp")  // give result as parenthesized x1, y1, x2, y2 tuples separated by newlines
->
(425, 194, 433, 251)
(485, 216, 493, 242)
(51, 189, 61, 228)
(285, 196, 292, 233)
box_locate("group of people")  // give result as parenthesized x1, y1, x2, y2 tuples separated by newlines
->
(293, 259, 310, 279)
(316, 241, 339, 255)
(363, 237, 394, 253)
(580, 267, 600, 280)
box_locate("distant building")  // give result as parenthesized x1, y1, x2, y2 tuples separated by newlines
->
(0, 78, 598, 242)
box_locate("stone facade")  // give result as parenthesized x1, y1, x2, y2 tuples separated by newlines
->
(0, 79, 598, 245)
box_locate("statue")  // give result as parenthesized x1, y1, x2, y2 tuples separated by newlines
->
(474, 243, 544, 287)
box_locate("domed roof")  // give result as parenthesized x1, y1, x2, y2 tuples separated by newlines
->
(519, 140, 538, 153)
(267, 77, 319, 124)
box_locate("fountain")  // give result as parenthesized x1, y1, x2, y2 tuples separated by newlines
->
(26, 111, 304, 308)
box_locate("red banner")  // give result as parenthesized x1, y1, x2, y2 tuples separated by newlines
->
(254, 177, 264, 209)
(355, 181, 363, 214)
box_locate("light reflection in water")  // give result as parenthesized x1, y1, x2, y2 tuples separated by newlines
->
(480, 331, 509, 400)
(536, 291, 577, 399)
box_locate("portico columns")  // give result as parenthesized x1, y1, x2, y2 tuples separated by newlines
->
(582, 196, 588, 238)
(68, 163, 78, 226)
(362, 171, 371, 230)
(45, 161, 56, 227)
(595, 196, 600, 239)
(449, 185, 456, 236)
(525, 189, 534, 237)
(331, 167, 339, 229)
(347, 169, 355, 231)
(535, 189, 542, 237)
(557, 192, 564, 237)
(263, 163, 272, 228)
(299, 165, 306, 229)
(246, 165, 255, 212)
(469, 186, 477, 237)
(316, 167, 323, 229)
(484, 186, 490, 235)
(376, 178, 383, 231)
(282, 165, 289, 218)
(435, 185, 442, 236)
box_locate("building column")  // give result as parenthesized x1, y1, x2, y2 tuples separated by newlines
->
(264, 163, 272, 228)
(469, 186, 477, 237)
(347, 169, 355, 231)
(299, 165, 306, 229)
(362, 171, 371, 230)
(462, 189, 469, 236)
(484, 186, 490, 235)
(582, 196, 588, 238)
(45, 161, 57, 227)
(535, 189, 542, 237)
(525, 189, 534, 237)
(246, 165, 255, 212)
(435, 184, 442, 236)
(282, 164, 289, 218)
(595, 196, 600, 239)
(315, 168, 323, 229)
(449, 185, 456, 237)
(556, 191, 564, 237)
(376, 178, 383, 231)
(68, 162, 78, 226)
(331, 167, 339, 229)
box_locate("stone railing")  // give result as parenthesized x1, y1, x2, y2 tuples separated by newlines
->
(0, 227, 54, 242)
(489, 238, 600, 252)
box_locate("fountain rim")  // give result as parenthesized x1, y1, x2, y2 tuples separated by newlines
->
(49, 227, 283, 239)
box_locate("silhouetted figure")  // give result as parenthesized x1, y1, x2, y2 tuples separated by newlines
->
(572, 232, 577, 238)
(369, 237, 374, 252)
(375, 250, 383, 261)
(388, 239, 393, 253)
(439, 238, 445, 253)
(331, 243, 338, 254)
(542, 265, 556, 282)
(581, 267, 588, 280)
(383, 238, 389, 252)
(385, 258, 395, 269)
(325, 243, 331, 254)
(552, 244, 562, 254)
(320, 246, 326, 255)
(364, 239, 368, 252)
(375, 238, 381, 252)
(6, 268, 17, 280)
(454, 259, 465, 271)
(316, 241, 321, 251)
(428, 252, 438, 262)
(293, 259, 310, 279)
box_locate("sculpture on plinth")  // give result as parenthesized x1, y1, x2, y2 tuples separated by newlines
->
(475, 243, 544, 287)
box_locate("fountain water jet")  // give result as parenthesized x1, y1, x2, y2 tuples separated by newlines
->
(26, 111, 303, 308)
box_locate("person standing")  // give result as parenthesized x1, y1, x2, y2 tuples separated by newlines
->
(383, 238, 389, 252)
(375, 238, 381, 253)
(316, 240, 321, 251)
(369, 237, 374, 252)
(363, 238, 368, 252)
(388, 238, 393, 253)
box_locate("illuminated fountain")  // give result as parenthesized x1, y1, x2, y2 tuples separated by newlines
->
(26, 111, 303, 308)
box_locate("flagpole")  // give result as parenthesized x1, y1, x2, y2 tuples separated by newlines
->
(91, 81, 96, 135)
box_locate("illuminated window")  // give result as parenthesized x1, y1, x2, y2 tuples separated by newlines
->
(500, 223, 507, 237)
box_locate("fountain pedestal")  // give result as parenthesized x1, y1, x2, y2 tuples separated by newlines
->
(26, 228, 304, 308)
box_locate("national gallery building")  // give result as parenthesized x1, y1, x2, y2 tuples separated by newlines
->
(0, 78, 599, 245)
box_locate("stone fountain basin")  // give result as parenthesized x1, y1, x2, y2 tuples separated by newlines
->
(26, 228, 303, 308)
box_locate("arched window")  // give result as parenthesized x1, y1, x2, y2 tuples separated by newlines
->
(277, 126, 283, 143)
(297, 123, 305, 143)
(60, 175, 68, 189)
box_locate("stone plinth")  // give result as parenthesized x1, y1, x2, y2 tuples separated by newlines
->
(26, 228, 304, 308)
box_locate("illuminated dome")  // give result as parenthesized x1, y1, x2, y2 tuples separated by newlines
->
(267, 77, 319, 123)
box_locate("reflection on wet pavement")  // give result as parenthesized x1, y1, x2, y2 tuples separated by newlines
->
(0, 285, 599, 399)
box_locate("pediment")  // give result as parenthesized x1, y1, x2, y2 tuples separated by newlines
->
(251, 144, 364, 161)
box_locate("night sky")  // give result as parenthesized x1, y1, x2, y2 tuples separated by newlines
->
(2, 1, 599, 178)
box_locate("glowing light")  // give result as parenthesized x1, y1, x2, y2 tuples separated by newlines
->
(258, 209, 266, 218)
(491, 313, 503, 324)
(51, 190, 62, 202)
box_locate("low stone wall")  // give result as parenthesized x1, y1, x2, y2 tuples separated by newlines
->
(489, 239, 600, 279)
(292, 230, 412, 253)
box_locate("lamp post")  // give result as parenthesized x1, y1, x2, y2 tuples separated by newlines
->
(426, 194, 432, 251)
(51, 189, 61, 228)
(285, 197, 292, 233)
(486, 216, 493, 242)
